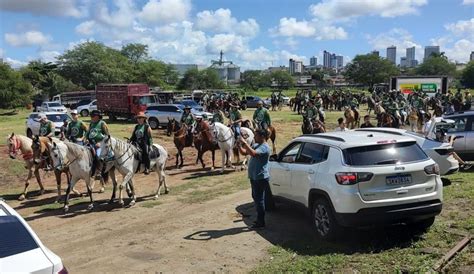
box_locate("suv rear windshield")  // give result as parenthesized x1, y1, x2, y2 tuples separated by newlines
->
(343, 141, 428, 166)
(47, 114, 70, 122)
(0, 216, 39, 258)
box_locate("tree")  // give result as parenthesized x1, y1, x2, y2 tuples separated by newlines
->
(57, 41, 133, 89)
(271, 70, 294, 88)
(177, 68, 225, 90)
(344, 54, 399, 87)
(461, 61, 474, 88)
(133, 60, 167, 87)
(241, 70, 264, 91)
(416, 55, 456, 76)
(0, 62, 33, 109)
(121, 43, 149, 64)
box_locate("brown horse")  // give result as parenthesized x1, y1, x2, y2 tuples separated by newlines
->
(31, 136, 85, 202)
(7, 133, 44, 200)
(167, 118, 192, 168)
(194, 119, 219, 169)
(344, 107, 359, 129)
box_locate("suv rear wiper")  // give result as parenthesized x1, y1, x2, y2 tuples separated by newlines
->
(374, 159, 399, 165)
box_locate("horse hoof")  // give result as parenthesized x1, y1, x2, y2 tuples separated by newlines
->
(39, 189, 45, 195)
(154, 195, 159, 200)
(63, 206, 69, 213)
(99, 188, 105, 194)
(18, 194, 26, 201)
(165, 189, 170, 194)
(108, 199, 114, 204)
(210, 167, 214, 171)
(119, 200, 125, 207)
(87, 204, 94, 211)
(129, 200, 136, 207)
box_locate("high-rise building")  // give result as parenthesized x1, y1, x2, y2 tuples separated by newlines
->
(289, 59, 303, 74)
(295, 61, 303, 74)
(386, 46, 397, 64)
(323, 50, 331, 68)
(336, 55, 343, 69)
(406, 47, 416, 67)
(400, 57, 407, 68)
(470, 51, 474, 61)
(371, 50, 380, 57)
(310, 56, 317, 67)
(424, 46, 440, 61)
(330, 54, 337, 68)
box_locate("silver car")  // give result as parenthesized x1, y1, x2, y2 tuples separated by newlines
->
(443, 111, 474, 161)
(26, 112, 71, 138)
(145, 104, 213, 129)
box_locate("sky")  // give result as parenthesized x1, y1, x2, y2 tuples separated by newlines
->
(0, 0, 473, 70)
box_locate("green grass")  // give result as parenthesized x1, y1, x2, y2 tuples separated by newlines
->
(140, 199, 163, 208)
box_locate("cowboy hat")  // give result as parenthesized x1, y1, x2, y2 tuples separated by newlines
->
(135, 111, 147, 119)
(184, 105, 192, 109)
(70, 109, 78, 115)
(38, 113, 47, 120)
(90, 110, 102, 118)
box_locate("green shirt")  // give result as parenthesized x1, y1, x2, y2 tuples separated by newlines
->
(181, 113, 194, 126)
(67, 120, 85, 139)
(229, 110, 241, 121)
(253, 108, 271, 125)
(133, 124, 152, 145)
(39, 121, 54, 136)
(304, 106, 318, 119)
(87, 120, 107, 143)
(212, 111, 224, 123)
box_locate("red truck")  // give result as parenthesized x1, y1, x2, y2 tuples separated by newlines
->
(96, 84, 157, 120)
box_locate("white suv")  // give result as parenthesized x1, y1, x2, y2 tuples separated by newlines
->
(268, 131, 443, 240)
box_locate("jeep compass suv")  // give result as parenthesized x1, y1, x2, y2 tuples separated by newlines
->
(268, 131, 443, 240)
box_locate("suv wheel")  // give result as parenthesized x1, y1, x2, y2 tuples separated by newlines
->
(312, 198, 340, 240)
(80, 109, 89, 117)
(148, 118, 159, 130)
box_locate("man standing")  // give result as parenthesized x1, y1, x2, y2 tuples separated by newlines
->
(334, 117, 348, 132)
(238, 129, 271, 229)
(253, 101, 271, 130)
(38, 113, 54, 137)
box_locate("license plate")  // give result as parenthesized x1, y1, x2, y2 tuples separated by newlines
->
(386, 174, 412, 185)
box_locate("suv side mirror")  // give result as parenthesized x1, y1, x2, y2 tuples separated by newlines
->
(269, 154, 278, 162)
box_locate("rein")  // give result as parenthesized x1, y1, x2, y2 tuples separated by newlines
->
(215, 126, 234, 143)
(52, 144, 76, 170)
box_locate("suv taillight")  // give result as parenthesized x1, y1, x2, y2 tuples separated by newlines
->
(335, 172, 373, 185)
(424, 164, 440, 175)
(58, 266, 68, 274)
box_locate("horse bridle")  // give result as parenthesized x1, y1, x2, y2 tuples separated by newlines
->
(102, 137, 134, 166)
(214, 126, 234, 143)
(51, 143, 76, 170)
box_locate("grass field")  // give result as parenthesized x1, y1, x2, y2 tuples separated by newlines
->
(0, 106, 473, 272)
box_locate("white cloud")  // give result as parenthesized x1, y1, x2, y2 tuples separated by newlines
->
(443, 39, 474, 62)
(39, 50, 61, 63)
(196, 8, 259, 37)
(206, 34, 247, 55)
(140, 0, 191, 24)
(4, 31, 51, 47)
(4, 57, 27, 68)
(272, 17, 316, 37)
(462, 0, 474, 4)
(0, 0, 86, 18)
(95, 0, 136, 29)
(75, 20, 96, 35)
(445, 18, 474, 36)
(367, 28, 423, 62)
(310, 0, 428, 21)
(315, 24, 348, 40)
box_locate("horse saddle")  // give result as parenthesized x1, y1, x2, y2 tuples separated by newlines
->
(149, 146, 160, 159)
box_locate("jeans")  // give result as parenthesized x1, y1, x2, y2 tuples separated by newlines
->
(250, 178, 270, 225)
(232, 123, 241, 138)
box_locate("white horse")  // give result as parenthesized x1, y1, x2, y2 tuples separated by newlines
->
(210, 122, 254, 173)
(48, 141, 96, 212)
(99, 136, 168, 206)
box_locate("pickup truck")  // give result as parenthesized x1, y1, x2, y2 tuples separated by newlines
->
(52, 90, 95, 108)
(37, 102, 67, 113)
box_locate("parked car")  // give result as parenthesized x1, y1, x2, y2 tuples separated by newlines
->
(268, 131, 443, 240)
(242, 96, 270, 108)
(355, 125, 459, 176)
(0, 199, 67, 273)
(443, 111, 474, 161)
(175, 99, 204, 112)
(145, 104, 213, 129)
(77, 100, 97, 117)
(26, 112, 71, 138)
(37, 101, 67, 113)
(71, 99, 92, 109)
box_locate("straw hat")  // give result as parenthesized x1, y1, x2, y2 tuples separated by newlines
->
(135, 111, 147, 119)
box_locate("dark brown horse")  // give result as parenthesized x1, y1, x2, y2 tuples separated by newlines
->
(167, 118, 192, 168)
(194, 119, 219, 169)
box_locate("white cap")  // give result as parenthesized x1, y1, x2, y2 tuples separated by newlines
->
(38, 113, 47, 120)
(70, 109, 78, 115)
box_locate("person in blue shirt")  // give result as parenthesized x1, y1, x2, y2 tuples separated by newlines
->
(238, 129, 271, 229)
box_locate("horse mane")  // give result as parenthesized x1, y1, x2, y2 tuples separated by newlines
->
(112, 137, 139, 155)
(63, 141, 88, 159)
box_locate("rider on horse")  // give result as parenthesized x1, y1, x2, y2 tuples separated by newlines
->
(302, 99, 318, 123)
(87, 110, 110, 176)
(229, 103, 243, 138)
(253, 101, 271, 130)
(130, 112, 153, 175)
(210, 106, 224, 124)
(66, 109, 88, 145)
(180, 106, 195, 144)
(38, 113, 54, 138)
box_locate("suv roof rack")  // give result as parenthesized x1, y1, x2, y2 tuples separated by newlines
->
(354, 129, 404, 136)
(300, 134, 346, 142)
